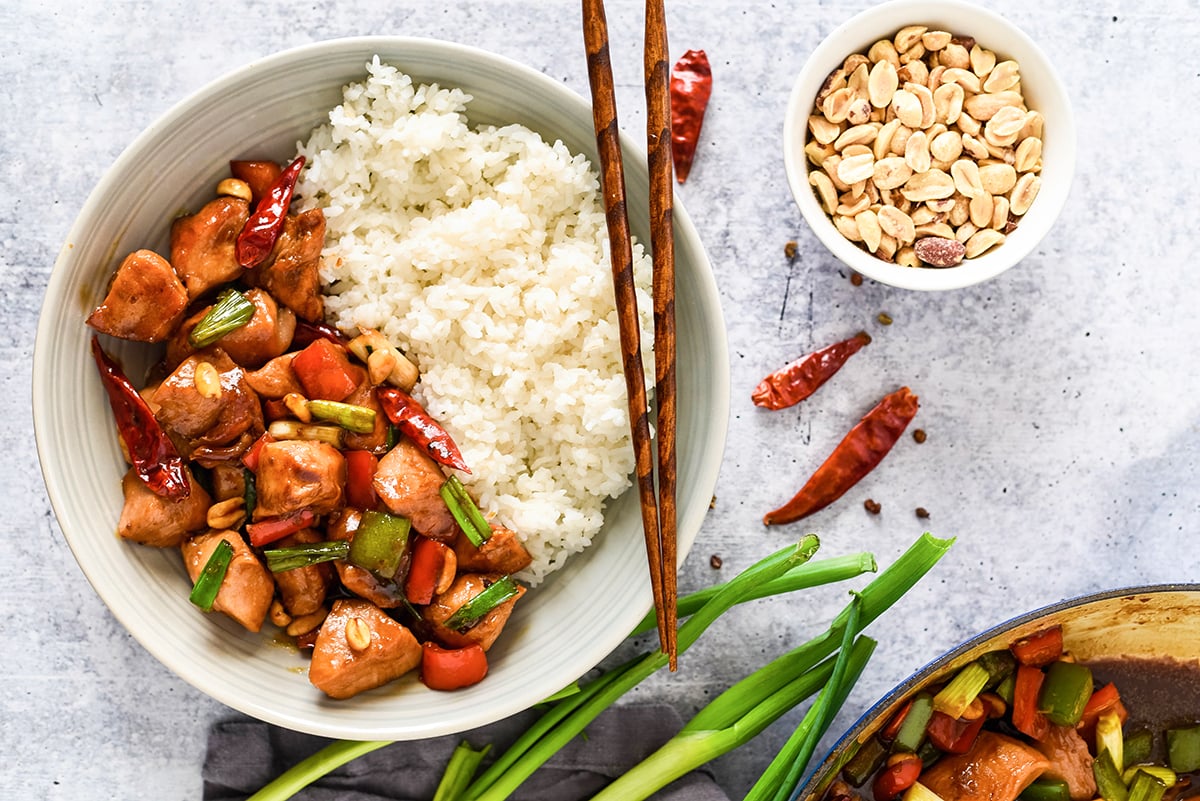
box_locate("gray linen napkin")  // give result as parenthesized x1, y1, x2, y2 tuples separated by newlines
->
(203, 703, 732, 801)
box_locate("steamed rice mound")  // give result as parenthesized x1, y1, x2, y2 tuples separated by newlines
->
(295, 59, 654, 585)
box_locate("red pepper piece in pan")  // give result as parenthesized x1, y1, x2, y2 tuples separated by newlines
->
(752, 331, 871, 410)
(763, 386, 919, 525)
(670, 49, 712, 183)
(246, 508, 316, 548)
(377, 387, 470, 474)
(235, 155, 305, 269)
(90, 335, 190, 501)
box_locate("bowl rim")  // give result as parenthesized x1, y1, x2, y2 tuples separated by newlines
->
(795, 583, 1200, 799)
(782, 0, 1078, 291)
(33, 34, 730, 739)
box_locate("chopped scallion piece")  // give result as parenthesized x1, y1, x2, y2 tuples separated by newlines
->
(1096, 709, 1125, 770)
(841, 737, 888, 787)
(263, 540, 350, 573)
(1127, 768, 1167, 801)
(1093, 747, 1129, 801)
(188, 289, 256, 348)
(903, 783, 949, 801)
(976, 649, 1017, 689)
(307, 399, 376, 434)
(893, 693, 934, 753)
(267, 420, 344, 447)
(440, 475, 491, 547)
(347, 510, 411, 580)
(242, 468, 256, 523)
(189, 539, 234, 611)
(1123, 766, 1176, 789)
(932, 661, 990, 719)
(1021, 778, 1070, 801)
(1124, 730, 1153, 768)
(445, 576, 521, 631)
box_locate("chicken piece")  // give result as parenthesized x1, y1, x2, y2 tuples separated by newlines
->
(245, 352, 303, 399)
(170, 196, 250, 300)
(374, 438, 458, 541)
(86, 249, 189, 342)
(1034, 725, 1097, 801)
(424, 573, 526, 652)
(116, 467, 211, 547)
(272, 528, 333, 617)
(181, 530, 274, 632)
(341, 377, 388, 453)
(308, 599, 422, 699)
(921, 730, 1050, 801)
(253, 439, 345, 519)
(247, 209, 325, 322)
(327, 510, 406, 609)
(455, 525, 533, 575)
(150, 350, 263, 456)
(166, 288, 296, 370)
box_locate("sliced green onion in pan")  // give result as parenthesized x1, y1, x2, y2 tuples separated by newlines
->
(440, 475, 490, 547)
(263, 540, 350, 573)
(189, 539, 234, 611)
(445, 576, 520, 631)
(188, 289, 256, 348)
(307, 399, 376, 434)
(242, 468, 256, 523)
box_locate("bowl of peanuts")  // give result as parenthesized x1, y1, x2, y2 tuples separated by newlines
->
(784, 0, 1075, 290)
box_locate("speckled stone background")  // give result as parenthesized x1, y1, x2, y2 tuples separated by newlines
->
(6, 0, 1200, 797)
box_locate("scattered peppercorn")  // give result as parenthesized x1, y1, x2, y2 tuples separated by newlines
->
(864, 498, 882, 515)
(784, 241, 798, 259)
(877, 312, 893, 326)
(915, 507, 930, 519)
(850, 272, 863, 286)
(913, 428, 927, 444)
(709, 554, 723, 569)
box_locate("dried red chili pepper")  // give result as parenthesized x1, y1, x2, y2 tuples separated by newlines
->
(377, 387, 471, 473)
(235, 155, 305, 269)
(751, 331, 871, 410)
(670, 49, 712, 183)
(89, 335, 190, 500)
(291, 318, 349, 348)
(763, 386, 919, 526)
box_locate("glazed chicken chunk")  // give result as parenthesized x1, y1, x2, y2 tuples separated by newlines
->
(86, 249, 189, 343)
(254, 439, 346, 519)
(309, 599, 422, 699)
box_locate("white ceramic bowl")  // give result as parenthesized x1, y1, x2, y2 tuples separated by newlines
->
(795, 585, 1200, 800)
(783, 0, 1076, 290)
(33, 37, 728, 740)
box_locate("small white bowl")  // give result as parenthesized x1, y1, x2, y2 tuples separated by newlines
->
(783, 0, 1076, 290)
(33, 37, 728, 740)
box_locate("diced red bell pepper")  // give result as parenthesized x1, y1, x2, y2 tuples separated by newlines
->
(344, 450, 379, 510)
(229, 160, 283, 205)
(291, 338, 358, 402)
(241, 431, 275, 471)
(246, 508, 316, 547)
(420, 641, 488, 691)
(406, 537, 448, 606)
(872, 754, 923, 801)
(881, 698, 914, 741)
(1012, 664, 1050, 740)
(262, 398, 290, 422)
(1011, 626, 1064, 667)
(926, 710, 987, 754)
(1077, 682, 1127, 741)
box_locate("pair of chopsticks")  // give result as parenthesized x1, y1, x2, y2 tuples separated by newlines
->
(582, 0, 679, 668)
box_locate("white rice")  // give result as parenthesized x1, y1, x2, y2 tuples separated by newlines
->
(295, 58, 654, 585)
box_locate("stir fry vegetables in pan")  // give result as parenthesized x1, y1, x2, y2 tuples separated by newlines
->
(824, 624, 1200, 801)
(86, 159, 534, 698)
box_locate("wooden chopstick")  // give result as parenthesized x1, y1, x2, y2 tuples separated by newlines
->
(643, 0, 678, 669)
(581, 0, 671, 657)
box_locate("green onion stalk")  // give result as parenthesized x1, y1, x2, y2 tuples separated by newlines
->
(246, 533, 952, 801)
(188, 289, 256, 348)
